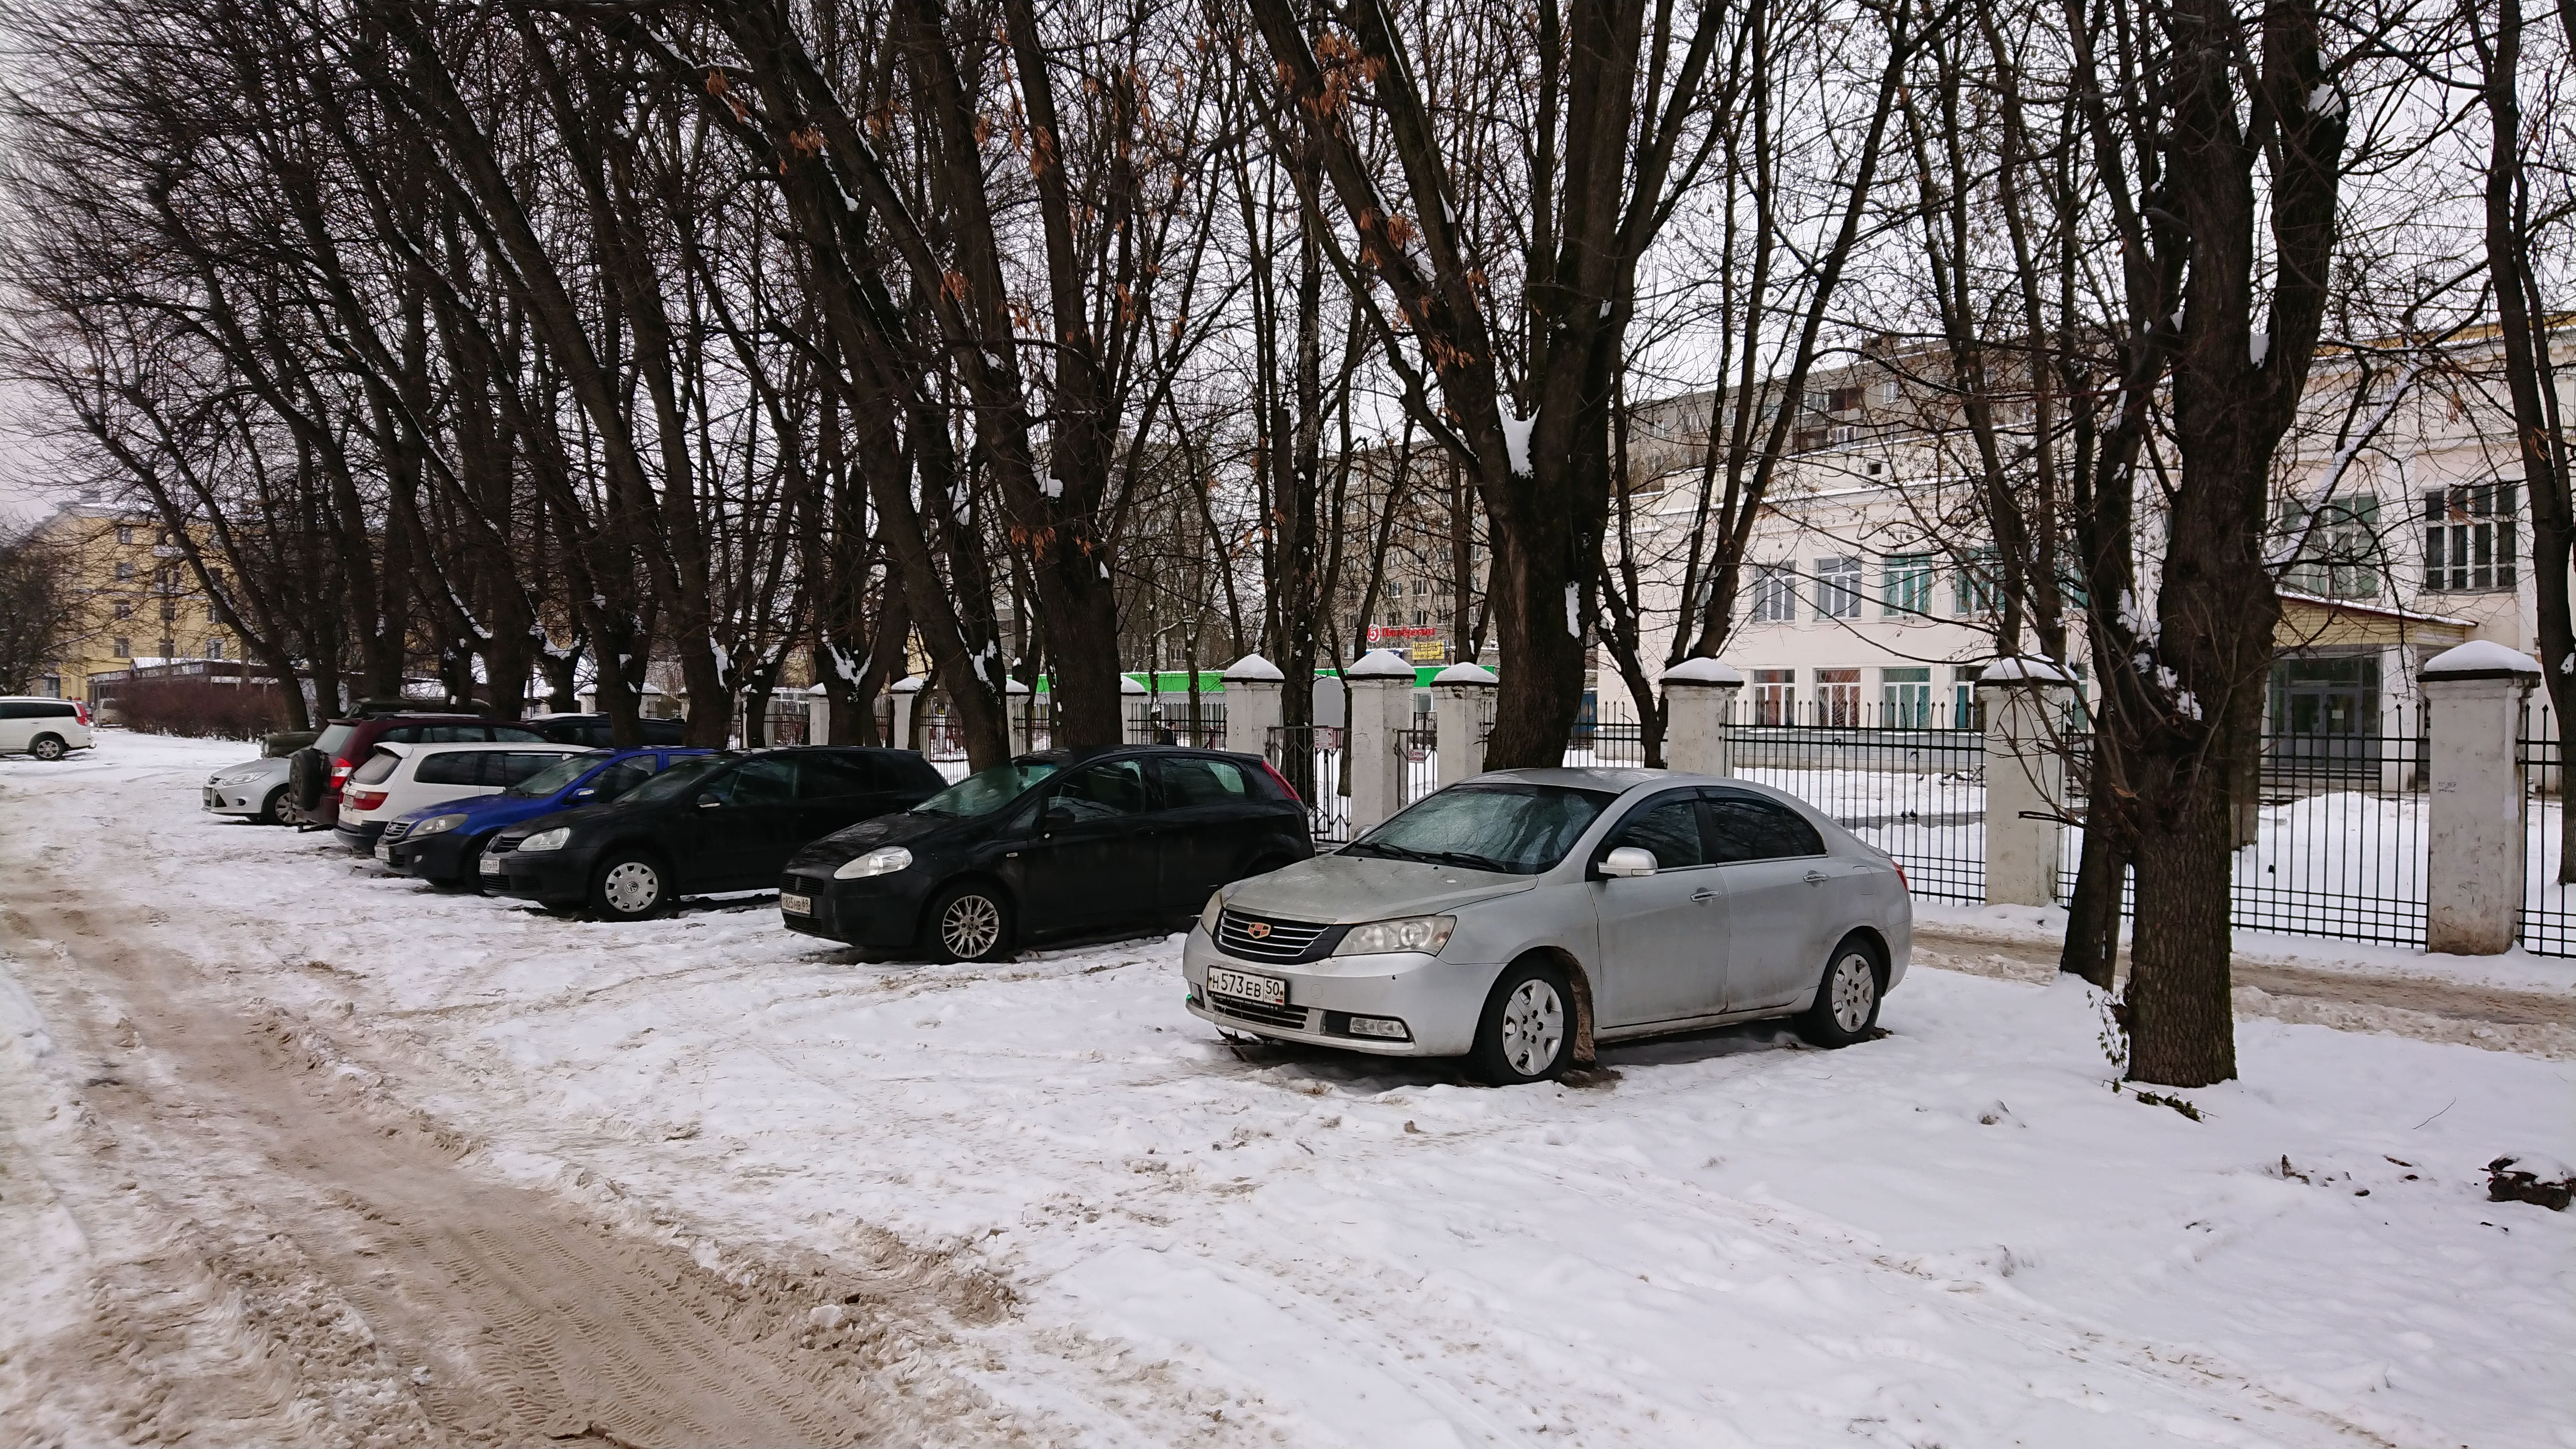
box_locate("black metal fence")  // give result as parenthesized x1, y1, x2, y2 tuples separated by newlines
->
(1725, 706, 1987, 904)
(2056, 712, 2430, 948)
(1266, 724, 1351, 843)
(1398, 722, 1439, 807)
(2520, 705, 2574, 956)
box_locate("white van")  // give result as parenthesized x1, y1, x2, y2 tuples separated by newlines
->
(334, 741, 586, 855)
(0, 698, 94, 760)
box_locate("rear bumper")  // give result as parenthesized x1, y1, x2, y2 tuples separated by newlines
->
(334, 821, 387, 854)
(778, 871, 934, 949)
(486, 846, 597, 906)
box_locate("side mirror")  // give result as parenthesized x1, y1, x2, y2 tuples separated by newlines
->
(1040, 802, 1076, 833)
(572, 787, 597, 798)
(1600, 846, 1659, 879)
(695, 792, 724, 810)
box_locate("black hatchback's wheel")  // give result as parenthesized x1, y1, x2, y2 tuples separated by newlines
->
(590, 851, 669, 922)
(29, 734, 67, 761)
(1469, 958, 1575, 1086)
(1796, 935, 1884, 1047)
(926, 882, 1012, 963)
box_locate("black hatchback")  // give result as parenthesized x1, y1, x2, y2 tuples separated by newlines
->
(779, 746, 1314, 960)
(483, 747, 947, 920)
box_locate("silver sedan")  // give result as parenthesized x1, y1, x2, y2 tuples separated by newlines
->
(1182, 768, 1910, 1084)
(202, 756, 292, 824)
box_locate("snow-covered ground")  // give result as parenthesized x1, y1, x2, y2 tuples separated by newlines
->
(5, 732, 2572, 1447)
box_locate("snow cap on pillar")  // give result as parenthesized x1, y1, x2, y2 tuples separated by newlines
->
(890, 676, 924, 694)
(1347, 648, 1416, 679)
(1222, 652, 1285, 682)
(1978, 655, 2072, 684)
(1432, 662, 1497, 687)
(1119, 674, 1149, 695)
(1660, 657, 1744, 687)
(2419, 640, 2542, 681)
(806, 682, 830, 695)
(1005, 678, 1033, 696)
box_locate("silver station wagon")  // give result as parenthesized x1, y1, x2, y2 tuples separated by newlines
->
(1183, 768, 1910, 1084)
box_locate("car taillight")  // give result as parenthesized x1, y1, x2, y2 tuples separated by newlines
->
(347, 789, 388, 811)
(330, 761, 354, 782)
(1259, 760, 1302, 804)
(72, 702, 89, 726)
(1893, 864, 1909, 893)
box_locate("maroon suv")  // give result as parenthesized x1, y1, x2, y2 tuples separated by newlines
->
(289, 712, 550, 829)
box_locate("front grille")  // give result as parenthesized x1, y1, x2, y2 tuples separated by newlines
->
(380, 820, 412, 842)
(1216, 909, 1332, 962)
(486, 835, 519, 856)
(1207, 994, 1311, 1031)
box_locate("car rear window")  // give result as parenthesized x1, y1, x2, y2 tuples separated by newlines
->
(315, 724, 356, 758)
(492, 724, 547, 742)
(798, 754, 882, 798)
(1159, 757, 1249, 807)
(351, 748, 403, 786)
(413, 750, 486, 787)
(491, 752, 571, 786)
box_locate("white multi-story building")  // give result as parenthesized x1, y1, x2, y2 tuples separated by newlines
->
(1600, 331, 2563, 740)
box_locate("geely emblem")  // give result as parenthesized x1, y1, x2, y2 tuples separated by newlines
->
(1246, 921, 1272, 939)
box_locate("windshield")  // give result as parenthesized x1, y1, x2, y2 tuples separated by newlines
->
(615, 754, 732, 805)
(1341, 783, 1617, 875)
(912, 761, 1061, 818)
(505, 753, 606, 798)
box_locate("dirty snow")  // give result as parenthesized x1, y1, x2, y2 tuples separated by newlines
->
(3, 732, 2572, 1448)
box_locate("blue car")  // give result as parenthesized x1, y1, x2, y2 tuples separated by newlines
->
(379, 746, 709, 889)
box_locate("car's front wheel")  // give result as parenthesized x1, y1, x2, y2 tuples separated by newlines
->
(1796, 935, 1884, 1047)
(253, 785, 286, 825)
(1470, 958, 1575, 1086)
(29, 734, 67, 761)
(590, 851, 670, 921)
(926, 882, 1012, 963)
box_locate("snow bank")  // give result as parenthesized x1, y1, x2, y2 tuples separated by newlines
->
(4, 732, 2571, 1448)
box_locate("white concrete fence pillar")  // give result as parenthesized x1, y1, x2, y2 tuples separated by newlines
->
(1345, 649, 1417, 833)
(1659, 658, 1744, 776)
(1977, 657, 2075, 908)
(1432, 662, 1497, 786)
(1005, 678, 1035, 754)
(1222, 653, 1285, 755)
(1119, 674, 1149, 743)
(2421, 642, 2541, 955)
(889, 675, 922, 751)
(806, 682, 832, 744)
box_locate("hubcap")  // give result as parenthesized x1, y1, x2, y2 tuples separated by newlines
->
(1499, 979, 1566, 1076)
(1830, 951, 1877, 1032)
(34, 739, 62, 760)
(942, 895, 1001, 958)
(602, 861, 660, 915)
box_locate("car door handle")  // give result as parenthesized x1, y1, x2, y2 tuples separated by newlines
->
(1803, 871, 1829, 886)
(1690, 887, 1717, 903)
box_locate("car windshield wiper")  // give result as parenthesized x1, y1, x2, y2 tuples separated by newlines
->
(1418, 849, 1519, 874)
(1342, 840, 1436, 864)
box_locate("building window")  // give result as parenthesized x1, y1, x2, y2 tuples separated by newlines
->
(1412, 609, 1428, 627)
(1751, 668, 1796, 725)
(2282, 495, 2381, 599)
(1817, 667, 1863, 726)
(113, 600, 132, 620)
(1750, 565, 1798, 623)
(113, 561, 133, 582)
(2422, 483, 2517, 592)
(41, 674, 60, 697)
(1882, 555, 1933, 618)
(206, 638, 225, 660)
(205, 603, 220, 622)
(1814, 557, 1863, 619)
(1882, 667, 1932, 727)
(112, 637, 131, 659)
(1953, 665, 1984, 728)
(1953, 552, 1996, 616)
(115, 525, 133, 545)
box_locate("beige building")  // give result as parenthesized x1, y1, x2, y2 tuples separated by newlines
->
(26, 500, 235, 703)
(1600, 330, 2565, 737)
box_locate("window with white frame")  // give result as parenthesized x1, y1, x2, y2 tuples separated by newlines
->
(1882, 554, 1934, 618)
(1817, 667, 1862, 725)
(1751, 668, 1796, 724)
(1814, 557, 1863, 619)
(1953, 552, 1996, 616)
(1882, 667, 1932, 727)
(2282, 494, 2382, 599)
(2422, 483, 2517, 592)
(1750, 565, 1798, 623)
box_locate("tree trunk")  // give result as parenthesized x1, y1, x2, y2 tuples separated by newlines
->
(2124, 769, 2236, 1084)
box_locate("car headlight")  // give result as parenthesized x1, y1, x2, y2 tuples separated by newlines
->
(1198, 889, 1226, 935)
(520, 826, 571, 852)
(833, 846, 912, 880)
(411, 813, 468, 837)
(1331, 914, 1455, 957)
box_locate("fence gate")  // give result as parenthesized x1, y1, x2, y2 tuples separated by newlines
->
(1267, 724, 1351, 844)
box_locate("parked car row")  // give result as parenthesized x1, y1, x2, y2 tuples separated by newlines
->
(197, 708, 1909, 1085)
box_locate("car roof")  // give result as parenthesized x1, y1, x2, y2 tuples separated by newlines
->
(1010, 744, 1248, 767)
(1466, 765, 1677, 791)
